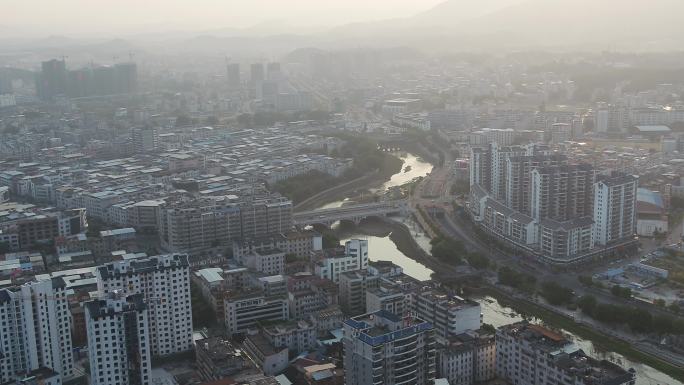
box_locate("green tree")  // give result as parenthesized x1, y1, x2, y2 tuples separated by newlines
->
(577, 295, 597, 314)
(611, 285, 632, 299)
(627, 308, 652, 333)
(652, 315, 674, 335)
(593, 304, 618, 323)
(322, 233, 340, 249)
(191, 282, 216, 328)
(430, 237, 465, 264)
(577, 275, 594, 287)
(540, 282, 574, 306)
(465, 252, 490, 270)
(480, 323, 496, 334)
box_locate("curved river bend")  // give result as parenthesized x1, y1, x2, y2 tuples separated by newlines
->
(316, 152, 681, 385)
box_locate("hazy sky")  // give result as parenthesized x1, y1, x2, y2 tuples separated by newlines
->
(5, 0, 447, 36)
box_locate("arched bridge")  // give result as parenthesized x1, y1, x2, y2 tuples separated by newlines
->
(293, 201, 409, 226)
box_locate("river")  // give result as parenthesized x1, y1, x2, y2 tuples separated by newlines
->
(316, 152, 682, 384)
(477, 295, 682, 385)
(319, 152, 436, 280)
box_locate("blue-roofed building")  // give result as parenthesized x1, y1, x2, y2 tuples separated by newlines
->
(637, 188, 664, 208)
(636, 188, 668, 236)
(343, 310, 436, 385)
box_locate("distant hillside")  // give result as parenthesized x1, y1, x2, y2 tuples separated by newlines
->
(328, 0, 684, 51)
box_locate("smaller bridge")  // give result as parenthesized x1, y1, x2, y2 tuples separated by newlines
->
(293, 201, 409, 227)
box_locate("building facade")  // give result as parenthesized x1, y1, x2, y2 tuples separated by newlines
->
(496, 322, 635, 385)
(343, 310, 436, 385)
(224, 290, 289, 335)
(0, 278, 74, 383)
(96, 254, 193, 356)
(85, 293, 151, 385)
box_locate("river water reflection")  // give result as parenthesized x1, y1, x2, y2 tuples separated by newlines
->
(314, 152, 682, 384)
(476, 296, 682, 385)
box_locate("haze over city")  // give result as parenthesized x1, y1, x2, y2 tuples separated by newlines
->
(1, 1, 684, 385)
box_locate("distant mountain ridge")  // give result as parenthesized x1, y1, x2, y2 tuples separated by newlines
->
(3, 0, 684, 54)
(328, 0, 684, 50)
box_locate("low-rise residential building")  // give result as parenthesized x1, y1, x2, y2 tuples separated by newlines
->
(308, 306, 344, 334)
(410, 286, 482, 342)
(287, 273, 338, 319)
(496, 322, 636, 385)
(224, 290, 289, 335)
(437, 331, 496, 385)
(246, 248, 285, 275)
(243, 333, 289, 376)
(313, 239, 368, 282)
(260, 319, 317, 353)
(339, 270, 380, 316)
(195, 336, 251, 381)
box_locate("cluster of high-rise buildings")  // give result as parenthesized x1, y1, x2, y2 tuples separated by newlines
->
(469, 142, 639, 264)
(37, 59, 138, 100)
(0, 253, 192, 385)
(224, 61, 314, 112)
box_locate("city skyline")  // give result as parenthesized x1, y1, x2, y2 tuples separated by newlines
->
(2, 2, 684, 384)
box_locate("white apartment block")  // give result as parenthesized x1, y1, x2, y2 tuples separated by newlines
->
(260, 320, 317, 353)
(0, 278, 74, 383)
(231, 231, 322, 265)
(438, 331, 496, 385)
(224, 291, 289, 335)
(315, 239, 368, 282)
(85, 293, 152, 385)
(593, 173, 638, 246)
(410, 288, 482, 343)
(365, 284, 408, 316)
(96, 254, 193, 356)
(245, 249, 285, 275)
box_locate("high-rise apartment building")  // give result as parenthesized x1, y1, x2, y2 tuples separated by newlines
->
(0, 278, 74, 383)
(85, 293, 151, 385)
(38, 59, 67, 100)
(593, 172, 638, 246)
(343, 310, 436, 385)
(505, 154, 566, 214)
(227, 63, 240, 88)
(266, 62, 282, 82)
(131, 127, 159, 153)
(96, 254, 193, 356)
(530, 164, 594, 222)
(158, 195, 292, 253)
(38, 59, 138, 99)
(250, 63, 265, 84)
(496, 322, 635, 385)
(469, 141, 637, 264)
